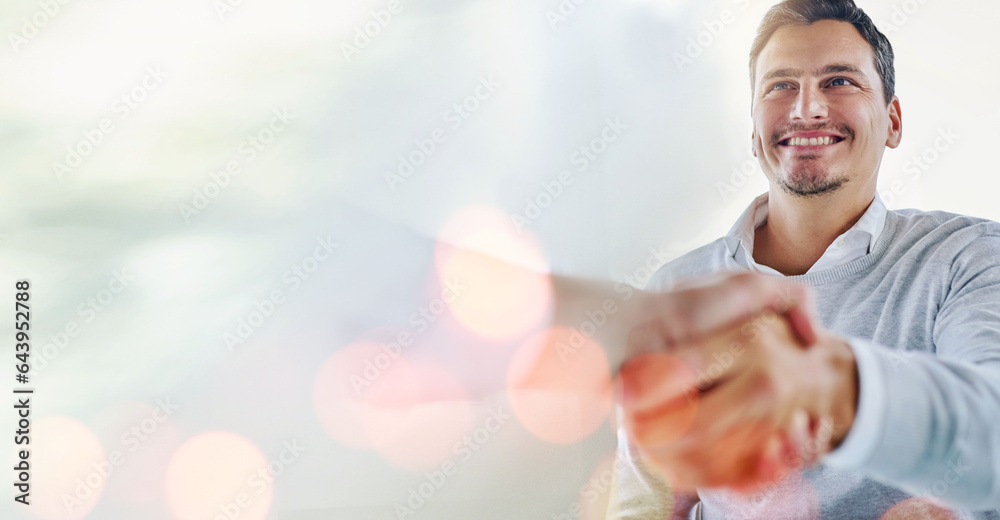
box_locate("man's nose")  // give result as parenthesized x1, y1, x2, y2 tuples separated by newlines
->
(790, 84, 828, 120)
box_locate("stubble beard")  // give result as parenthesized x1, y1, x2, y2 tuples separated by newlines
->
(777, 158, 848, 197)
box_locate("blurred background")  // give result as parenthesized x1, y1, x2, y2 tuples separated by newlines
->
(1, 0, 997, 518)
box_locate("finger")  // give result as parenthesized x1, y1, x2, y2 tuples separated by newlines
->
(745, 414, 810, 489)
(629, 308, 826, 492)
(619, 352, 699, 412)
(619, 354, 701, 449)
(690, 376, 815, 488)
(788, 408, 813, 466)
(626, 358, 763, 458)
(621, 321, 756, 420)
(711, 423, 777, 489)
(628, 370, 783, 491)
(747, 413, 825, 489)
(642, 418, 774, 490)
(808, 415, 836, 463)
(645, 272, 815, 346)
(622, 323, 766, 450)
(692, 353, 796, 445)
(671, 325, 755, 390)
(733, 433, 784, 492)
(785, 303, 818, 346)
(625, 323, 764, 426)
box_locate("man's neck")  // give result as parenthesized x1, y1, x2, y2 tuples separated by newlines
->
(753, 187, 876, 276)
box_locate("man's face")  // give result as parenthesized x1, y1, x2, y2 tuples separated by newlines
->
(751, 20, 901, 197)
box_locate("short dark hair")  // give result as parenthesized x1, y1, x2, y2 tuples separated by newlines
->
(749, 0, 895, 105)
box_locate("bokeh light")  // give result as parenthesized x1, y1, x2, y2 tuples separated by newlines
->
(314, 340, 475, 470)
(361, 360, 475, 470)
(164, 431, 272, 520)
(27, 416, 107, 520)
(507, 326, 613, 444)
(313, 341, 388, 450)
(434, 205, 554, 342)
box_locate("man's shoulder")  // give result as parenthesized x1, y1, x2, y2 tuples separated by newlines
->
(891, 208, 1000, 243)
(644, 238, 732, 292)
(874, 209, 1000, 281)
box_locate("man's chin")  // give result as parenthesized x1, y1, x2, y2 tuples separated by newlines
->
(778, 169, 846, 197)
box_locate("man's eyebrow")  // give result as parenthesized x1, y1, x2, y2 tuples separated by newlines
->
(819, 63, 866, 77)
(761, 63, 868, 83)
(762, 68, 802, 82)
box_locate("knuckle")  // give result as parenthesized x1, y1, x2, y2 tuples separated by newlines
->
(659, 298, 696, 343)
(750, 377, 776, 403)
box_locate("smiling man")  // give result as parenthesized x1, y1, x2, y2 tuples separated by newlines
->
(611, 1, 1000, 519)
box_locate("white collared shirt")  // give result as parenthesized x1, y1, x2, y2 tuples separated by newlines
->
(724, 192, 888, 275)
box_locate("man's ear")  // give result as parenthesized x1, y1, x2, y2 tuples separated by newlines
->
(886, 96, 902, 149)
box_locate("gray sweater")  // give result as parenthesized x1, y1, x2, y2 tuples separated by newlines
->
(612, 208, 1000, 519)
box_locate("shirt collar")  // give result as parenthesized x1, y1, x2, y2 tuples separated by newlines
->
(723, 192, 768, 259)
(724, 191, 888, 263)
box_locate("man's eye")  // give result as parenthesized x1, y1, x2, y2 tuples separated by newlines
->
(829, 77, 852, 87)
(770, 82, 791, 91)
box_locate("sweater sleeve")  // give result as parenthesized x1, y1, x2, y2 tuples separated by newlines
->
(825, 232, 1000, 510)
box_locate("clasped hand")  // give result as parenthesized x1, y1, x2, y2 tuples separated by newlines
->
(618, 272, 857, 492)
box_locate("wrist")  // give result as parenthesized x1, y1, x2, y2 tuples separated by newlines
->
(551, 275, 653, 371)
(821, 333, 859, 448)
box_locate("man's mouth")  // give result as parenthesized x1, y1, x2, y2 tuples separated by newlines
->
(778, 136, 845, 147)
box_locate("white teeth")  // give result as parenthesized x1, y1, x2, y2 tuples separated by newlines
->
(786, 136, 837, 146)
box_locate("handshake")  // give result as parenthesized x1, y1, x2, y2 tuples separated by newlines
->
(558, 271, 859, 492)
(441, 246, 858, 492)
